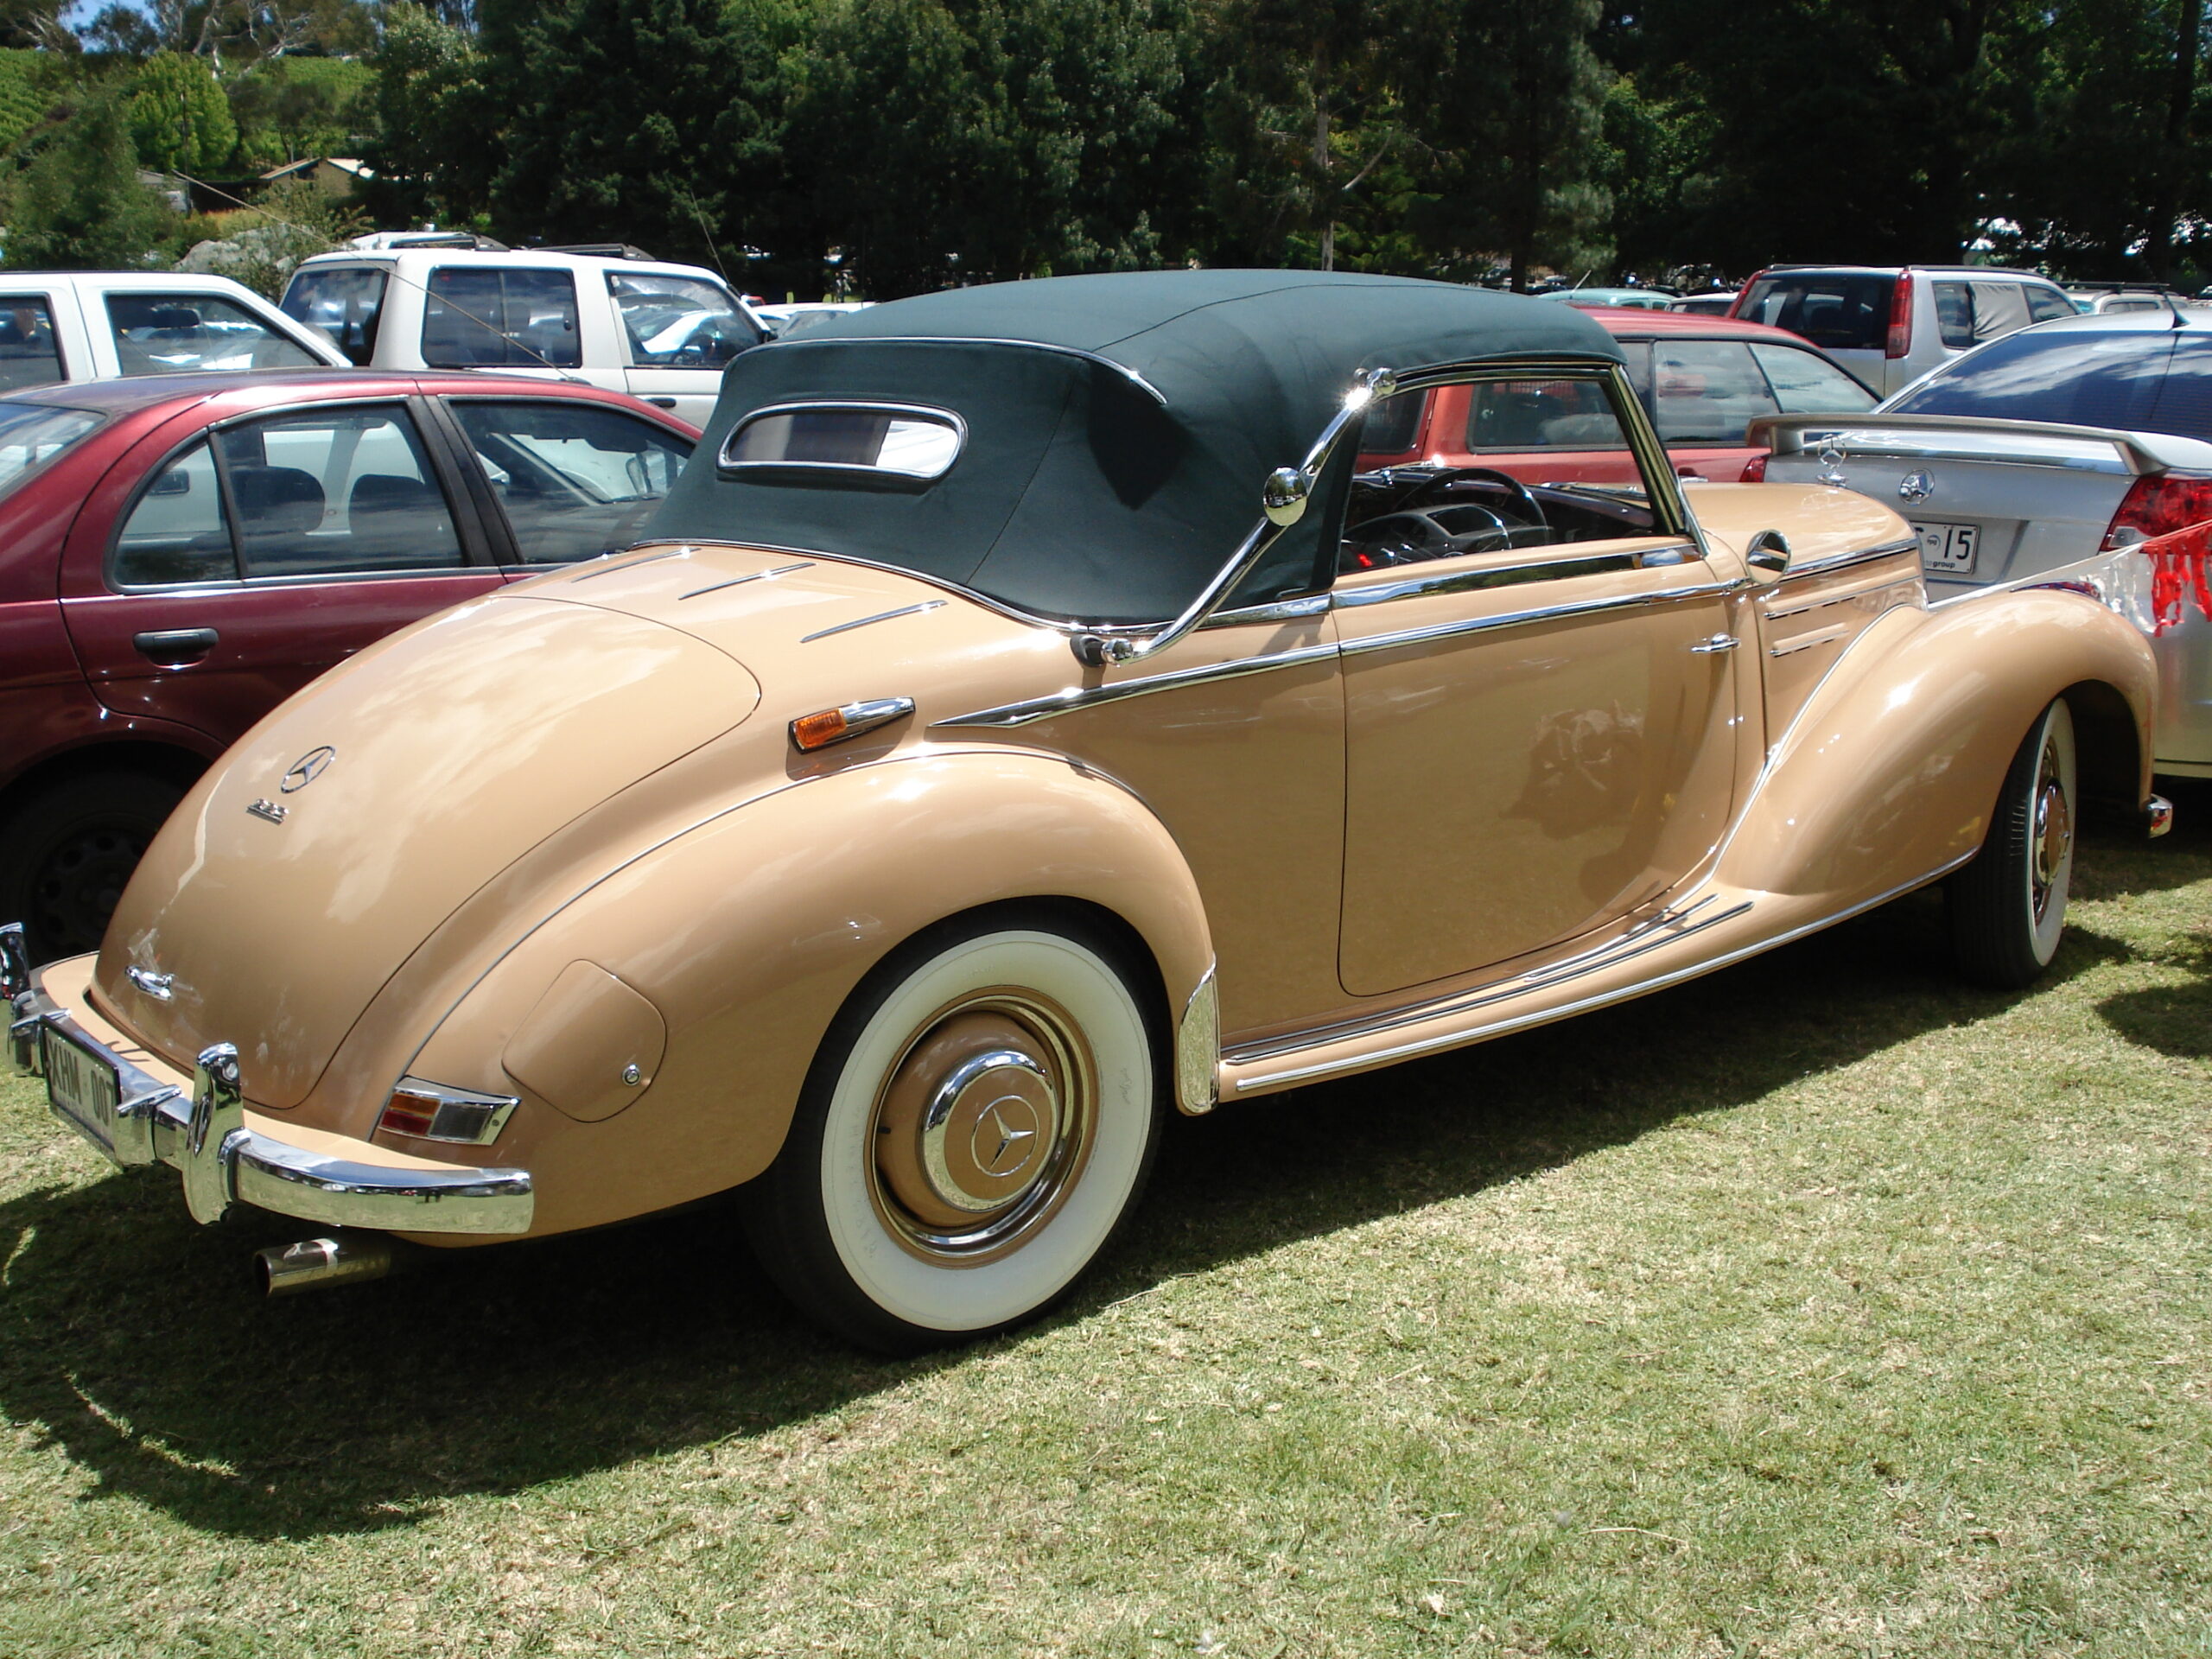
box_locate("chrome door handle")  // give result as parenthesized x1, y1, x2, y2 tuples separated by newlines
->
(1689, 632, 1738, 654)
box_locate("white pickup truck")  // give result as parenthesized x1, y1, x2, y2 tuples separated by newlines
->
(280, 247, 768, 427)
(0, 270, 348, 391)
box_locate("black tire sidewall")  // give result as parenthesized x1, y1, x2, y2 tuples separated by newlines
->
(0, 771, 185, 963)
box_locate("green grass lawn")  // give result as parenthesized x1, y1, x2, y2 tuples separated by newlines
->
(3, 791, 2207, 1658)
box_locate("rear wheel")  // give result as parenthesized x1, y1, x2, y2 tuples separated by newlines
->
(0, 771, 185, 963)
(1949, 698, 2076, 988)
(745, 912, 1163, 1354)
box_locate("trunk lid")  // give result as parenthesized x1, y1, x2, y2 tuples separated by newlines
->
(1750, 414, 2212, 600)
(98, 594, 760, 1106)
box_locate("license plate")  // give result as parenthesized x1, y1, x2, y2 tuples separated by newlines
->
(1913, 520, 1980, 574)
(42, 1026, 119, 1145)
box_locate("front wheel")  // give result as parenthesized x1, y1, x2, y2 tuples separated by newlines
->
(744, 912, 1164, 1353)
(1948, 697, 2077, 988)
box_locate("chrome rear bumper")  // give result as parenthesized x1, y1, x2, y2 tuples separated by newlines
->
(3, 925, 532, 1236)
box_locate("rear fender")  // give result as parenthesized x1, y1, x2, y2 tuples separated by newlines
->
(1719, 589, 2155, 900)
(400, 747, 1213, 1238)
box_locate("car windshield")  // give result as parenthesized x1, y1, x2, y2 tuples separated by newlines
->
(1885, 329, 2190, 435)
(610, 272, 763, 367)
(1735, 273, 1892, 352)
(283, 266, 388, 366)
(0, 401, 101, 499)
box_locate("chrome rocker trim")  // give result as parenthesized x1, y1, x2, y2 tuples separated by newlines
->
(7, 958, 533, 1236)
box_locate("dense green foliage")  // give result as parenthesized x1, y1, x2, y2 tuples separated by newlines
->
(0, 0, 2209, 292)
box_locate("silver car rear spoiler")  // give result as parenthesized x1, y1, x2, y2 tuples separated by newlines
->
(1747, 413, 2172, 477)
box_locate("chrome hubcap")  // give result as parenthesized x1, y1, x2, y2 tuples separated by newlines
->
(870, 996, 1093, 1260)
(2031, 749, 2071, 924)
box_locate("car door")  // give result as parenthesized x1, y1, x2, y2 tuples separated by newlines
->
(609, 270, 765, 424)
(58, 397, 507, 746)
(1332, 367, 1743, 996)
(417, 265, 625, 396)
(432, 394, 696, 568)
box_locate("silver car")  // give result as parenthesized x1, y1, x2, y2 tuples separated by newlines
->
(1751, 310, 2212, 780)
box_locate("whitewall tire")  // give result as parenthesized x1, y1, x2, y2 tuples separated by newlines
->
(745, 911, 1163, 1352)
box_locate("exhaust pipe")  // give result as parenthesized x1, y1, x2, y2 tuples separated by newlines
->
(256, 1231, 396, 1297)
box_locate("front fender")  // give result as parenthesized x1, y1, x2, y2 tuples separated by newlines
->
(1720, 589, 2156, 901)
(399, 746, 1213, 1239)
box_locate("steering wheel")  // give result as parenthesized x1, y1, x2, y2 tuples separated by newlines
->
(1404, 466, 1548, 531)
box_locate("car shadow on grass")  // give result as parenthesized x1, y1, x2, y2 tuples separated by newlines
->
(0, 858, 2158, 1543)
(2073, 777, 2212, 901)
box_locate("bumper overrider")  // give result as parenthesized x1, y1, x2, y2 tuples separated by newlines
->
(3, 925, 532, 1236)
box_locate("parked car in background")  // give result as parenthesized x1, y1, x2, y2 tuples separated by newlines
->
(0, 272, 348, 392)
(1731, 264, 2075, 396)
(1671, 290, 1739, 316)
(281, 247, 768, 427)
(3, 272, 2161, 1351)
(754, 301, 875, 338)
(0, 369, 699, 959)
(1542, 286, 1679, 310)
(1358, 308, 1876, 482)
(2063, 283, 2183, 315)
(1752, 309, 2212, 777)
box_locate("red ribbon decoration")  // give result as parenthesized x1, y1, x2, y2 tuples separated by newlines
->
(2134, 518, 2212, 633)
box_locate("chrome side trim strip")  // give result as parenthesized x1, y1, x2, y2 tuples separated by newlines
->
(1338, 577, 1734, 660)
(1767, 622, 1853, 658)
(1778, 537, 1919, 582)
(569, 544, 695, 582)
(1226, 896, 1750, 1067)
(1200, 594, 1332, 630)
(800, 600, 946, 643)
(931, 640, 1341, 729)
(1233, 855, 1973, 1092)
(1331, 549, 1650, 609)
(679, 560, 814, 600)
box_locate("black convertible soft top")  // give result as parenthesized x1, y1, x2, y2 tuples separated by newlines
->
(646, 270, 1624, 626)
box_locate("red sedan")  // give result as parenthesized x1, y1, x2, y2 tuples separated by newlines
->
(1357, 308, 1875, 481)
(0, 369, 699, 957)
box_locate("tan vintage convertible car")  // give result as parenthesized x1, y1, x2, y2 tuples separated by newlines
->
(3, 272, 2172, 1351)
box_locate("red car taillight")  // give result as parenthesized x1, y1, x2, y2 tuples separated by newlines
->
(1885, 273, 1912, 359)
(2102, 472, 2212, 547)
(1740, 454, 1768, 482)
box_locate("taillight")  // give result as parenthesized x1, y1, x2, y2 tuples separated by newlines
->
(378, 1077, 519, 1144)
(2101, 472, 2212, 548)
(1885, 273, 1912, 358)
(1740, 454, 1768, 482)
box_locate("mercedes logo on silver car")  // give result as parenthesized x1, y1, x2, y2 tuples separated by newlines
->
(1898, 470, 1935, 504)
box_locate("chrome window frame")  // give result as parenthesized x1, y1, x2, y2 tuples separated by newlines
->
(715, 399, 969, 482)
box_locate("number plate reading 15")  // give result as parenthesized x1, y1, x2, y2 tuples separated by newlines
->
(1913, 520, 1979, 574)
(43, 1027, 119, 1142)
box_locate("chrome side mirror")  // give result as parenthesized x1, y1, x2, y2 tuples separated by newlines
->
(1746, 529, 1791, 574)
(1262, 466, 1310, 527)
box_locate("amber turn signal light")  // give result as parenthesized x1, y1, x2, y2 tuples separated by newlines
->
(378, 1077, 520, 1145)
(788, 696, 916, 753)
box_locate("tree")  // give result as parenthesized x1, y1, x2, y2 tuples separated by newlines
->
(1426, 0, 1613, 289)
(795, 0, 1194, 294)
(482, 0, 802, 266)
(1196, 0, 1445, 271)
(127, 50, 238, 175)
(78, 0, 374, 66)
(359, 1, 495, 223)
(5, 90, 174, 268)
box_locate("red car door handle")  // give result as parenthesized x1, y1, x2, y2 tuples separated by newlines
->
(133, 627, 219, 664)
